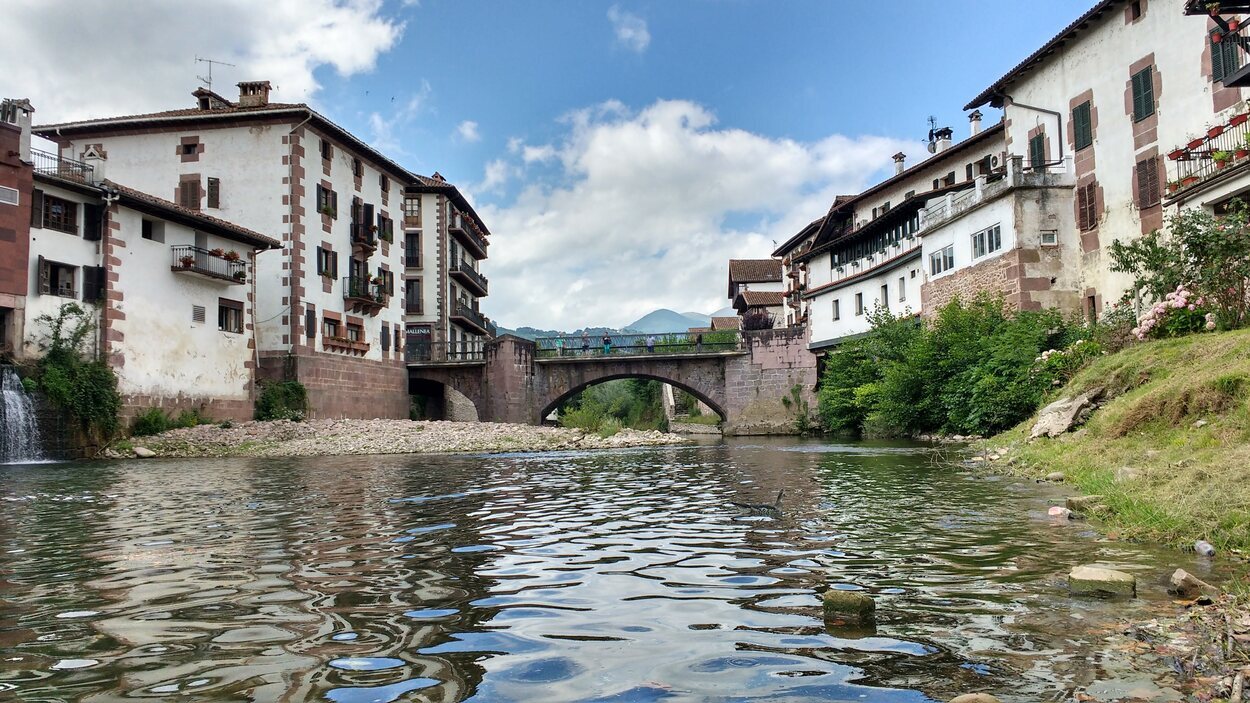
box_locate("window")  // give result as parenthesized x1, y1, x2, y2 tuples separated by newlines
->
(218, 298, 244, 334)
(380, 173, 390, 192)
(904, 189, 915, 200)
(854, 293, 864, 316)
(316, 246, 338, 278)
(965, 163, 975, 181)
(1131, 66, 1154, 122)
(207, 177, 220, 208)
(1073, 101, 1093, 151)
(1077, 182, 1098, 231)
(192, 304, 206, 324)
(929, 245, 955, 276)
(37, 257, 77, 297)
(406, 278, 423, 313)
(0, 185, 17, 206)
(352, 157, 363, 178)
(402, 196, 421, 225)
(381, 322, 391, 351)
(943, 171, 956, 186)
(1029, 133, 1046, 169)
(1130, 0, 1142, 19)
(323, 317, 340, 339)
(898, 277, 906, 302)
(405, 233, 421, 268)
(971, 224, 1002, 259)
(1214, 32, 1242, 83)
(42, 195, 77, 234)
(180, 143, 197, 156)
(305, 305, 316, 339)
(180, 179, 201, 210)
(346, 322, 363, 342)
(321, 139, 333, 160)
(832, 299, 840, 321)
(1136, 156, 1160, 208)
(141, 219, 165, 242)
(316, 184, 338, 218)
(81, 266, 105, 303)
(880, 284, 889, 308)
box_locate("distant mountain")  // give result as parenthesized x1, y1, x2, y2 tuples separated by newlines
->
(624, 309, 710, 333)
(709, 306, 737, 318)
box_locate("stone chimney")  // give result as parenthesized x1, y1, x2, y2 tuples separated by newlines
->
(81, 144, 106, 185)
(892, 152, 907, 175)
(969, 110, 983, 136)
(1, 98, 35, 162)
(237, 81, 271, 108)
(933, 127, 954, 154)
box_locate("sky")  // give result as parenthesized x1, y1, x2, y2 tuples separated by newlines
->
(1, 0, 1095, 330)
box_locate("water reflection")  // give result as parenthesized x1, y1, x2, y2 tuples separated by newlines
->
(0, 439, 1225, 701)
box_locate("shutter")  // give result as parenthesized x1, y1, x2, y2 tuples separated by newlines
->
(1145, 157, 1159, 206)
(37, 255, 49, 295)
(333, 251, 339, 279)
(30, 189, 44, 228)
(83, 204, 103, 241)
(207, 177, 220, 208)
(316, 184, 324, 211)
(1029, 134, 1045, 168)
(1133, 68, 1154, 120)
(81, 266, 105, 303)
(331, 190, 338, 218)
(305, 308, 316, 338)
(1214, 35, 1227, 81)
(1074, 102, 1092, 150)
(1226, 40, 1243, 81)
(381, 323, 391, 351)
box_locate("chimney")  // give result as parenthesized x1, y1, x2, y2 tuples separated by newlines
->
(933, 126, 954, 153)
(969, 110, 983, 136)
(892, 152, 907, 175)
(236, 80, 271, 108)
(81, 144, 106, 185)
(1, 98, 35, 162)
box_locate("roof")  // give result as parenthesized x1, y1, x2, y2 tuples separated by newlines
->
(710, 316, 741, 330)
(733, 290, 785, 310)
(771, 214, 828, 258)
(407, 173, 492, 237)
(34, 94, 416, 182)
(808, 122, 1005, 246)
(964, 1, 1120, 110)
(728, 259, 782, 283)
(107, 181, 280, 249)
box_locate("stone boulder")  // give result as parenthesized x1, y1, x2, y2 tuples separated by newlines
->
(1169, 568, 1218, 598)
(950, 695, 1002, 703)
(1030, 387, 1103, 439)
(1065, 495, 1104, 512)
(133, 446, 156, 458)
(1044, 471, 1066, 482)
(1069, 565, 1136, 597)
(822, 589, 875, 624)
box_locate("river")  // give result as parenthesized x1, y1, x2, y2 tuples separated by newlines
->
(0, 438, 1227, 702)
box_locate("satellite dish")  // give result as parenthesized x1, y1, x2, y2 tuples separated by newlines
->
(927, 141, 937, 154)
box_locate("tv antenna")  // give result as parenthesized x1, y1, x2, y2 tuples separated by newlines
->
(195, 56, 236, 91)
(926, 115, 939, 153)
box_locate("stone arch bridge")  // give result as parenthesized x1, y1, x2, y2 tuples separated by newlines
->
(408, 328, 817, 435)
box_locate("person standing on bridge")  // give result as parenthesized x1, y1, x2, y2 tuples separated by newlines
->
(555, 336, 565, 357)
(581, 331, 590, 355)
(646, 335, 656, 353)
(602, 333, 612, 355)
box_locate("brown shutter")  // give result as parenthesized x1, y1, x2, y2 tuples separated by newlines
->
(37, 255, 49, 295)
(83, 204, 103, 241)
(82, 266, 105, 303)
(333, 251, 339, 279)
(30, 189, 44, 228)
(381, 323, 390, 351)
(305, 307, 316, 338)
(331, 190, 338, 219)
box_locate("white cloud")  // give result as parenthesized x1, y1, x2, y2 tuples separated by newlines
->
(478, 99, 917, 330)
(456, 120, 481, 143)
(607, 5, 651, 53)
(0, 0, 404, 123)
(367, 82, 431, 155)
(478, 158, 513, 193)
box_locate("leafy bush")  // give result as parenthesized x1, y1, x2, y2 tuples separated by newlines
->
(1110, 201, 1250, 330)
(817, 296, 1109, 438)
(1131, 285, 1215, 340)
(255, 380, 308, 421)
(21, 376, 36, 395)
(131, 408, 170, 437)
(174, 409, 209, 428)
(32, 303, 121, 439)
(557, 379, 668, 433)
(741, 310, 775, 331)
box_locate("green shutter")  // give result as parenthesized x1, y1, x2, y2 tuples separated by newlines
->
(1132, 67, 1154, 121)
(1073, 101, 1093, 151)
(1029, 134, 1046, 168)
(1214, 35, 1228, 81)
(1214, 36, 1242, 83)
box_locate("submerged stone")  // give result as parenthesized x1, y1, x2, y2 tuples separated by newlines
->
(133, 447, 156, 458)
(822, 589, 875, 623)
(1069, 565, 1136, 598)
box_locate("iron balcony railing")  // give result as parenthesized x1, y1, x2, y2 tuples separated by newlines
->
(170, 245, 248, 283)
(449, 259, 488, 295)
(1167, 110, 1250, 198)
(30, 147, 93, 181)
(450, 301, 488, 333)
(534, 330, 742, 359)
(405, 340, 486, 363)
(342, 275, 386, 305)
(405, 298, 423, 314)
(404, 243, 421, 268)
(448, 213, 488, 259)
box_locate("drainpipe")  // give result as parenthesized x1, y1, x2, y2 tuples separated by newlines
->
(997, 91, 1065, 162)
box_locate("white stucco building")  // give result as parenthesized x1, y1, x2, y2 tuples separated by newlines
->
(36, 82, 493, 418)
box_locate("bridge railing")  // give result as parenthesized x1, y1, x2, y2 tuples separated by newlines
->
(533, 330, 741, 359)
(406, 341, 487, 363)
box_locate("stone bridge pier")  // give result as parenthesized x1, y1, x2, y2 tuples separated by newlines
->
(408, 327, 818, 434)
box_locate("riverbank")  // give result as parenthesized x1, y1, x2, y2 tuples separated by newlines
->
(111, 419, 689, 459)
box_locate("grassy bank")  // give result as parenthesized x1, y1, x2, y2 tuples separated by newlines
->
(987, 328, 1250, 555)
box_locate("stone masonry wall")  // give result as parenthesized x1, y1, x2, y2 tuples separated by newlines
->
(723, 327, 817, 435)
(259, 350, 409, 419)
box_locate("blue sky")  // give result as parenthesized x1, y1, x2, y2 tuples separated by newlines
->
(3, 0, 1097, 330)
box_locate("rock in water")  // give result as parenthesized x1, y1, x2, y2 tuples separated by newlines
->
(1194, 540, 1216, 557)
(950, 695, 1002, 703)
(1068, 565, 1136, 597)
(822, 589, 875, 624)
(133, 447, 156, 458)
(1169, 568, 1217, 598)
(1030, 387, 1103, 439)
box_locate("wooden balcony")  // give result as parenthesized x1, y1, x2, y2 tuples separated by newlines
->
(448, 213, 487, 259)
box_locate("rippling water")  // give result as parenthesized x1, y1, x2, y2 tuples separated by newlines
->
(0, 438, 1225, 702)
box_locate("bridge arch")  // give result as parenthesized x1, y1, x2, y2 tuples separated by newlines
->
(409, 371, 482, 422)
(538, 372, 727, 424)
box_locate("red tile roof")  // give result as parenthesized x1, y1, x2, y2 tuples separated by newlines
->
(735, 290, 785, 307)
(106, 181, 280, 249)
(710, 316, 741, 330)
(728, 259, 782, 283)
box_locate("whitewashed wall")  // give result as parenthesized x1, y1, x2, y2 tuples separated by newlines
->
(24, 182, 101, 352)
(807, 255, 922, 345)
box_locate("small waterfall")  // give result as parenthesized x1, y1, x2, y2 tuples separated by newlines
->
(1, 366, 43, 463)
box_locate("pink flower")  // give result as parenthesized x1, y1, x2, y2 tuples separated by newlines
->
(1206, 321, 1217, 331)
(1188, 304, 1196, 311)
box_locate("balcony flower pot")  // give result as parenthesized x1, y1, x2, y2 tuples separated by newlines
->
(233, 271, 247, 282)
(223, 250, 241, 262)
(1188, 136, 1207, 150)
(1208, 2, 1221, 16)
(1237, 148, 1250, 159)
(1231, 112, 1249, 127)
(1213, 30, 1224, 43)
(1209, 125, 1226, 139)
(1183, 174, 1201, 186)
(179, 255, 195, 268)
(1214, 150, 1233, 168)
(1167, 180, 1181, 194)
(1231, 18, 1242, 30)
(209, 248, 225, 258)
(1168, 147, 1187, 161)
